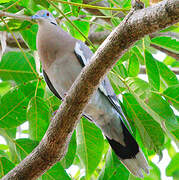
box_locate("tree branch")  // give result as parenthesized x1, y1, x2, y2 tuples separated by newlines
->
(150, 43, 179, 60)
(2, 0, 179, 179)
(83, 0, 125, 23)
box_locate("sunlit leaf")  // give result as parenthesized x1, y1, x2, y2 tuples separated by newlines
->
(20, 24, 38, 50)
(98, 149, 129, 180)
(128, 53, 140, 77)
(151, 36, 179, 53)
(163, 84, 179, 111)
(0, 52, 37, 84)
(27, 96, 50, 141)
(42, 162, 71, 180)
(61, 131, 77, 169)
(157, 61, 179, 87)
(0, 157, 15, 178)
(76, 118, 104, 178)
(166, 153, 179, 178)
(0, 82, 37, 128)
(123, 93, 164, 152)
(15, 138, 39, 160)
(145, 50, 160, 90)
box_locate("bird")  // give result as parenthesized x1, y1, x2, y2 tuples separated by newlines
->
(32, 10, 149, 178)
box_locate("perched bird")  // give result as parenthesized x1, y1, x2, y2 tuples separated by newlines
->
(32, 10, 149, 178)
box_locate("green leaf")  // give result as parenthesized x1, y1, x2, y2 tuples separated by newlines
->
(12, 0, 29, 8)
(0, 150, 9, 158)
(70, 0, 82, 17)
(118, 51, 130, 64)
(108, 71, 126, 95)
(0, 144, 9, 151)
(0, 128, 18, 164)
(0, 157, 15, 178)
(65, 20, 90, 41)
(60, 0, 71, 13)
(33, 0, 50, 8)
(20, 24, 38, 50)
(76, 118, 104, 178)
(0, 81, 37, 128)
(132, 46, 145, 65)
(163, 84, 179, 111)
(0, 51, 37, 84)
(151, 37, 179, 53)
(128, 53, 140, 77)
(123, 93, 164, 152)
(61, 131, 76, 169)
(170, 116, 179, 146)
(145, 50, 160, 90)
(98, 150, 129, 180)
(27, 96, 50, 141)
(0, 81, 11, 96)
(166, 153, 179, 177)
(126, 77, 178, 131)
(126, 77, 150, 100)
(147, 93, 178, 131)
(15, 138, 39, 160)
(42, 162, 71, 180)
(157, 61, 179, 87)
(0, 0, 12, 3)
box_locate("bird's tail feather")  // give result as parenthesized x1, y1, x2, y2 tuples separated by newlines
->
(106, 122, 149, 178)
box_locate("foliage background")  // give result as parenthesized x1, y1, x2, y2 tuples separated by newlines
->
(0, 0, 178, 179)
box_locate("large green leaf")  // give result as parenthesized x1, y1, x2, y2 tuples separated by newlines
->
(70, 0, 82, 17)
(0, 128, 19, 164)
(0, 157, 15, 178)
(76, 118, 104, 178)
(98, 150, 129, 180)
(61, 131, 77, 169)
(27, 96, 50, 141)
(132, 46, 144, 65)
(0, 51, 37, 83)
(123, 93, 164, 152)
(0, 81, 11, 96)
(163, 84, 179, 111)
(15, 138, 39, 160)
(42, 162, 71, 180)
(157, 61, 179, 87)
(0, 81, 37, 128)
(126, 77, 150, 100)
(20, 24, 38, 50)
(147, 93, 178, 131)
(65, 20, 90, 41)
(126, 77, 178, 137)
(145, 50, 160, 90)
(128, 53, 140, 77)
(166, 153, 179, 179)
(151, 36, 179, 53)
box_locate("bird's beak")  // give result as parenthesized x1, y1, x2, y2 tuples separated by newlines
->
(31, 14, 40, 20)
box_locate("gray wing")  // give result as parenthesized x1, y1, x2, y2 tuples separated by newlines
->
(74, 41, 132, 131)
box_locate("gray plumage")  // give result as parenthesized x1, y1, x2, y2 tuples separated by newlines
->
(32, 10, 149, 178)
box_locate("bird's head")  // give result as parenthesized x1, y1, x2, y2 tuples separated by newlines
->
(31, 10, 57, 25)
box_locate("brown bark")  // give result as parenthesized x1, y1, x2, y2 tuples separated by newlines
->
(2, 0, 179, 179)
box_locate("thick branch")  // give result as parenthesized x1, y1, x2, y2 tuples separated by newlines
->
(3, 0, 179, 179)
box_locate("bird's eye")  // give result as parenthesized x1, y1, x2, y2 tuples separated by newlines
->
(46, 12, 49, 16)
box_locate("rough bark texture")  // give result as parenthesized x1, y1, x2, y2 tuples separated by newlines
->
(2, 0, 179, 179)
